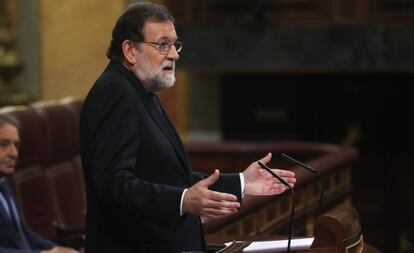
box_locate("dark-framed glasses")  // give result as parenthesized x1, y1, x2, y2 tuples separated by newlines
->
(143, 40, 183, 53)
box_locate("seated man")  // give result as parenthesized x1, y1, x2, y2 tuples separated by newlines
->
(0, 114, 78, 253)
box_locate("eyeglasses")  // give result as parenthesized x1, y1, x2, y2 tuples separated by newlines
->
(143, 40, 183, 53)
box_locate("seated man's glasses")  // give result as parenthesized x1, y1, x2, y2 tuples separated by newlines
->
(143, 40, 183, 53)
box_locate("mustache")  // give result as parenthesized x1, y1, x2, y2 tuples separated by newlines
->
(0, 157, 17, 165)
(161, 60, 175, 69)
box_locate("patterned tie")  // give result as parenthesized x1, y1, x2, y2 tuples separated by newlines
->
(0, 179, 31, 250)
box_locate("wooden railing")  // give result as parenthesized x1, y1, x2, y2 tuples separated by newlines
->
(185, 141, 358, 237)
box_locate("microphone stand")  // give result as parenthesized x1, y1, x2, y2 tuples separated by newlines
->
(258, 161, 294, 253)
(281, 153, 325, 210)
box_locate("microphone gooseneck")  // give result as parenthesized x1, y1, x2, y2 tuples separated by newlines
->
(258, 161, 294, 253)
(281, 153, 325, 210)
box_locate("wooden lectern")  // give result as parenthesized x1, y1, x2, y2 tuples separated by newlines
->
(207, 204, 379, 253)
(310, 204, 363, 253)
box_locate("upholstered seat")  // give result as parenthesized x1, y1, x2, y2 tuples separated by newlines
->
(0, 106, 48, 169)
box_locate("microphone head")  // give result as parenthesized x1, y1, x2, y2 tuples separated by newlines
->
(280, 153, 324, 209)
(281, 153, 318, 174)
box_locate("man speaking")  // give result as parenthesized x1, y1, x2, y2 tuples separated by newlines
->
(80, 3, 296, 252)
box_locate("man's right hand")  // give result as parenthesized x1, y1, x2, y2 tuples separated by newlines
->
(183, 169, 240, 219)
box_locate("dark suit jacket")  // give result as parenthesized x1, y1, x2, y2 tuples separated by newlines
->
(0, 179, 56, 253)
(79, 61, 242, 253)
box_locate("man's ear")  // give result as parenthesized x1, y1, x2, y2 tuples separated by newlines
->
(122, 40, 137, 64)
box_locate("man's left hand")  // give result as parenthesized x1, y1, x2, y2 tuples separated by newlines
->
(243, 153, 296, 196)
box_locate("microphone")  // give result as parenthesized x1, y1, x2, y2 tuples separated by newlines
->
(281, 153, 325, 210)
(258, 161, 295, 253)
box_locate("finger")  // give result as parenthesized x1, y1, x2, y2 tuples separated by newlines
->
(287, 178, 296, 184)
(258, 152, 272, 165)
(208, 198, 240, 209)
(199, 193, 239, 209)
(198, 169, 220, 187)
(208, 190, 238, 202)
(202, 207, 238, 218)
(200, 198, 239, 210)
(274, 169, 295, 177)
(280, 175, 296, 185)
(205, 206, 238, 214)
(262, 173, 291, 185)
(268, 170, 296, 183)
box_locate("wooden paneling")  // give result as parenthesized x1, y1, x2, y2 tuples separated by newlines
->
(193, 0, 330, 25)
(158, 0, 414, 25)
(368, 0, 414, 22)
(158, 69, 188, 137)
(158, 0, 193, 24)
(163, 0, 332, 26)
(332, 0, 366, 23)
(39, 0, 127, 100)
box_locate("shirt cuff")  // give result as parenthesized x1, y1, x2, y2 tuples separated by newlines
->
(180, 188, 188, 216)
(239, 173, 245, 198)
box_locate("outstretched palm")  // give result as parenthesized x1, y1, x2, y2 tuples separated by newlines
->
(243, 153, 296, 196)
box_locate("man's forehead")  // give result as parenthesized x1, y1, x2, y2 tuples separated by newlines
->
(142, 21, 177, 40)
(0, 123, 19, 137)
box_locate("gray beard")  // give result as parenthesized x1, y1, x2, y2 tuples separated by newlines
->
(143, 77, 163, 93)
(143, 74, 175, 93)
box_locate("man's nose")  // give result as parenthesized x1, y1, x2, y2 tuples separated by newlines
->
(166, 45, 180, 61)
(7, 144, 18, 158)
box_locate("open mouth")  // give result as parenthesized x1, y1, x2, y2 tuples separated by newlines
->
(163, 66, 174, 71)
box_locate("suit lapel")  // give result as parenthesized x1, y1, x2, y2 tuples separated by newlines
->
(0, 201, 17, 232)
(151, 94, 193, 180)
(0, 182, 24, 247)
(140, 90, 192, 183)
(107, 61, 191, 182)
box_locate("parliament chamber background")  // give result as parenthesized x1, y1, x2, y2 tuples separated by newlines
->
(1, 0, 414, 252)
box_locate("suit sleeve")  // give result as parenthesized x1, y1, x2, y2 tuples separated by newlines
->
(0, 246, 40, 253)
(83, 78, 183, 228)
(0, 229, 54, 253)
(191, 172, 242, 204)
(23, 227, 55, 250)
